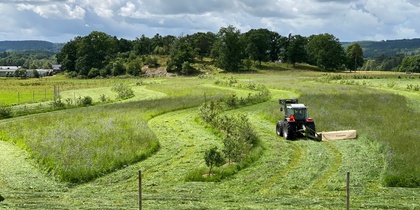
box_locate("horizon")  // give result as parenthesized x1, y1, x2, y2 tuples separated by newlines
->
(2, 34, 420, 44)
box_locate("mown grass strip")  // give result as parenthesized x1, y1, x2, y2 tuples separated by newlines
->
(310, 141, 343, 189)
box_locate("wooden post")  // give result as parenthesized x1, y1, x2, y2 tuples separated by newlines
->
(139, 170, 142, 210)
(33, 90, 34, 102)
(18, 92, 20, 104)
(204, 92, 207, 104)
(346, 172, 350, 210)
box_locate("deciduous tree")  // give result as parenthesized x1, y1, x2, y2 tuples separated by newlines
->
(286, 34, 308, 67)
(307, 33, 346, 71)
(346, 43, 364, 72)
(204, 146, 225, 176)
(213, 25, 244, 72)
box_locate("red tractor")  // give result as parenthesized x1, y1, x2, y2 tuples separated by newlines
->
(276, 99, 318, 140)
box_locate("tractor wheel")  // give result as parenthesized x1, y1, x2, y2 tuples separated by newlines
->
(306, 122, 316, 137)
(283, 121, 295, 140)
(276, 121, 283, 136)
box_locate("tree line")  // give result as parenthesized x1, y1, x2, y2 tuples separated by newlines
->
(57, 26, 367, 77)
(56, 26, 420, 76)
(0, 51, 55, 69)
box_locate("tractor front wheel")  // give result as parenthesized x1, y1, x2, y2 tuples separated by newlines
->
(283, 121, 295, 140)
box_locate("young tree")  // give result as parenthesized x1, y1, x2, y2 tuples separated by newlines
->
(204, 146, 225, 176)
(307, 33, 346, 71)
(346, 43, 364, 72)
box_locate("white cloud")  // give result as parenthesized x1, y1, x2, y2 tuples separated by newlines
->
(16, 2, 85, 19)
(1, 0, 420, 42)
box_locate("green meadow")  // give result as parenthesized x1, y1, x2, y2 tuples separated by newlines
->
(0, 69, 419, 209)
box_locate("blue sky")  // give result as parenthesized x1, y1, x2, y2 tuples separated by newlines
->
(1, 0, 419, 43)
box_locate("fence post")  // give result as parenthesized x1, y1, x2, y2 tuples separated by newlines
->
(204, 92, 207, 104)
(139, 170, 142, 210)
(346, 172, 350, 210)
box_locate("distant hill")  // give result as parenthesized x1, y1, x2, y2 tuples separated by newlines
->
(0, 40, 63, 53)
(342, 38, 420, 58)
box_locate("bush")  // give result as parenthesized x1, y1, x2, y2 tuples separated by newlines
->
(88, 68, 100, 78)
(407, 84, 420, 91)
(50, 97, 65, 108)
(111, 83, 134, 99)
(80, 96, 93, 106)
(100, 94, 107, 102)
(145, 56, 159, 68)
(33, 69, 40, 78)
(0, 104, 13, 119)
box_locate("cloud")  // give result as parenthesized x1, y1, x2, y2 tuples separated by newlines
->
(1, 0, 420, 42)
(15, 2, 85, 19)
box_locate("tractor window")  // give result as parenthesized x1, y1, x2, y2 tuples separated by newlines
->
(286, 108, 293, 116)
(293, 109, 307, 120)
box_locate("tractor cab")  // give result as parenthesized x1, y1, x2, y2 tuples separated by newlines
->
(286, 104, 308, 120)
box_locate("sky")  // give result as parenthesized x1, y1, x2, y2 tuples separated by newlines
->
(1, 0, 420, 43)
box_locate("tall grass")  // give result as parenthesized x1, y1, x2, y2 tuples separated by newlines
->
(0, 90, 213, 183)
(304, 91, 419, 187)
(0, 76, 138, 105)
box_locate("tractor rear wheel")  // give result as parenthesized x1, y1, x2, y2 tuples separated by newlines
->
(276, 121, 283, 136)
(283, 121, 295, 140)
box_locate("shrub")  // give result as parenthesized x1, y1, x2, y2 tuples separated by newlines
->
(0, 104, 13, 119)
(88, 68, 100, 78)
(50, 97, 65, 108)
(33, 69, 40, 78)
(100, 94, 107, 102)
(111, 83, 134, 99)
(145, 56, 159, 68)
(407, 84, 420, 91)
(387, 82, 396, 88)
(80, 96, 93, 106)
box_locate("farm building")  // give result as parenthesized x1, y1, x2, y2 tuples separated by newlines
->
(0, 66, 53, 77)
(52, 64, 62, 73)
(0, 66, 20, 77)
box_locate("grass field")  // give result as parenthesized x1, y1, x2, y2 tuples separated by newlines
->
(0, 69, 419, 209)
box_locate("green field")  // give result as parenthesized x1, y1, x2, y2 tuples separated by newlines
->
(0, 70, 419, 209)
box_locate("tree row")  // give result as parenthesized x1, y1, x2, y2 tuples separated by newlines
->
(57, 26, 367, 77)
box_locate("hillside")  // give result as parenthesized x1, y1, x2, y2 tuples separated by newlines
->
(342, 38, 420, 58)
(0, 40, 63, 53)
